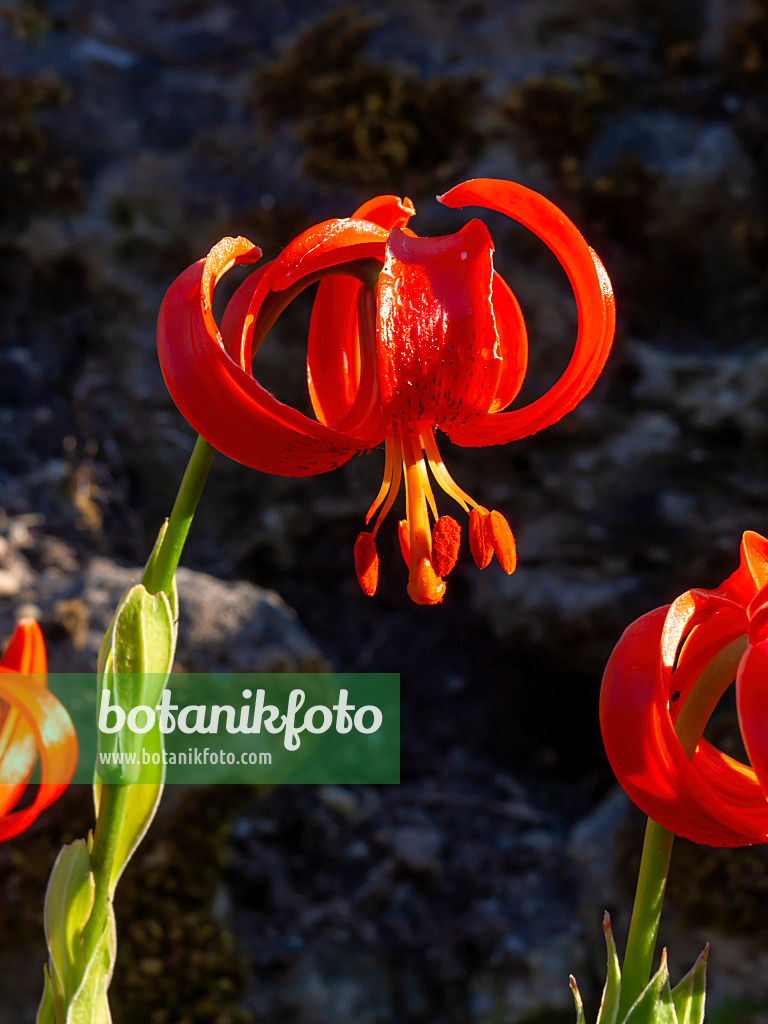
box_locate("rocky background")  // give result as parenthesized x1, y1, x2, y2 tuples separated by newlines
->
(2, 0, 768, 1021)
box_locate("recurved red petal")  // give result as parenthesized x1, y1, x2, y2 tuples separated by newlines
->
(352, 194, 415, 232)
(157, 244, 383, 477)
(1, 619, 46, 674)
(713, 531, 768, 607)
(488, 272, 528, 412)
(601, 607, 768, 846)
(305, 197, 413, 432)
(0, 672, 78, 842)
(736, 639, 768, 805)
(439, 179, 614, 447)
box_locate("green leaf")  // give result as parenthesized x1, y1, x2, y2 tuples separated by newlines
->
(570, 975, 585, 1024)
(597, 913, 622, 1024)
(670, 947, 707, 1024)
(65, 911, 116, 1024)
(42, 841, 94, 1022)
(93, 723, 164, 896)
(36, 966, 55, 1024)
(96, 582, 176, 783)
(622, 950, 678, 1024)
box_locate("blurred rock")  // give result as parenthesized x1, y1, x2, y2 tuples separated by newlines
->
(0, 512, 327, 673)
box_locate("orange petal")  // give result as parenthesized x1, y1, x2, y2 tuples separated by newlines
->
(354, 532, 379, 597)
(431, 516, 461, 578)
(469, 509, 493, 569)
(0, 674, 78, 842)
(1, 619, 46, 674)
(488, 510, 517, 574)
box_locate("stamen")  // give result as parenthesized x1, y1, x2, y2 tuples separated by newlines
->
(422, 428, 477, 513)
(488, 510, 517, 574)
(372, 444, 403, 537)
(365, 435, 396, 524)
(432, 517, 461, 577)
(354, 532, 379, 596)
(469, 509, 493, 569)
(415, 449, 439, 523)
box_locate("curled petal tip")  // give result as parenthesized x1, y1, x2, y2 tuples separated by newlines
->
(354, 532, 379, 597)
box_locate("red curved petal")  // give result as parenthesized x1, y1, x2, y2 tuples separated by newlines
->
(0, 673, 78, 842)
(376, 218, 502, 430)
(1, 619, 46, 674)
(659, 601, 747, 722)
(157, 246, 382, 477)
(489, 271, 528, 411)
(351, 194, 415, 231)
(737, 640, 768, 801)
(600, 607, 768, 846)
(439, 179, 614, 447)
(717, 531, 768, 607)
(307, 274, 364, 424)
(305, 195, 416, 429)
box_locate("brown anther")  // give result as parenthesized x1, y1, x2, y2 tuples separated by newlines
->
(398, 519, 410, 567)
(488, 510, 517, 574)
(431, 516, 461, 577)
(354, 532, 379, 596)
(469, 508, 493, 568)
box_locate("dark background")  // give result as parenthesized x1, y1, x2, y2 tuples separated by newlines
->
(2, 1, 768, 1021)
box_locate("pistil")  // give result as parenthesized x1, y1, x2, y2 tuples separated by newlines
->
(402, 430, 445, 605)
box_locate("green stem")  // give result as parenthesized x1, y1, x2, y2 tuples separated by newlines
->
(83, 434, 214, 956)
(617, 634, 748, 1016)
(141, 434, 215, 594)
(81, 782, 130, 957)
(617, 818, 675, 1018)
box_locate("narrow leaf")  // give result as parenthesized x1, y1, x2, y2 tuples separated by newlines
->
(93, 723, 164, 896)
(670, 946, 707, 1024)
(43, 841, 94, 1022)
(622, 950, 678, 1024)
(66, 910, 116, 1024)
(36, 966, 55, 1024)
(570, 975, 585, 1024)
(597, 912, 622, 1024)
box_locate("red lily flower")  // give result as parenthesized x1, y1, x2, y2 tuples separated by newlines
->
(0, 620, 78, 841)
(157, 178, 615, 604)
(601, 531, 768, 847)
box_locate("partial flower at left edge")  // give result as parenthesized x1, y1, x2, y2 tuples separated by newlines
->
(0, 619, 78, 842)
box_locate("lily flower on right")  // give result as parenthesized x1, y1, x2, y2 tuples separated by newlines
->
(601, 531, 768, 847)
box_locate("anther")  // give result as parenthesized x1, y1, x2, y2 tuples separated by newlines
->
(469, 508, 493, 569)
(431, 516, 461, 577)
(488, 510, 517, 574)
(354, 532, 379, 596)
